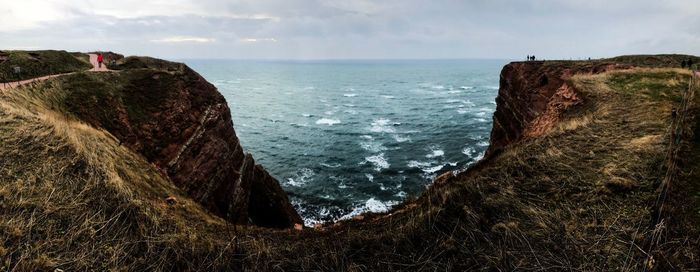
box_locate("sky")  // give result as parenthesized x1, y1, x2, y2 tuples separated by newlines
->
(1, 0, 699, 60)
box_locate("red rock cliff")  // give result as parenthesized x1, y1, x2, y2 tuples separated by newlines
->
(61, 57, 302, 228)
(486, 61, 629, 156)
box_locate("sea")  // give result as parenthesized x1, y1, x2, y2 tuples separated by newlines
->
(185, 59, 507, 226)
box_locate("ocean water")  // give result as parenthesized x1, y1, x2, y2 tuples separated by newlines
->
(185, 59, 506, 225)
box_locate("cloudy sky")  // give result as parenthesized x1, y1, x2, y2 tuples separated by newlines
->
(1, 0, 698, 59)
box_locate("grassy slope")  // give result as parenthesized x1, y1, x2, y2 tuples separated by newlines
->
(0, 50, 92, 83)
(0, 76, 250, 271)
(0, 56, 698, 271)
(243, 67, 697, 271)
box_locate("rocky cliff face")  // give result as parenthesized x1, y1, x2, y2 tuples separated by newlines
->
(486, 61, 630, 156)
(61, 57, 302, 228)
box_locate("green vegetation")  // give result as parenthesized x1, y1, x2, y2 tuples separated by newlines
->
(0, 50, 92, 83)
(608, 54, 700, 68)
(608, 69, 689, 102)
(108, 56, 186, 72)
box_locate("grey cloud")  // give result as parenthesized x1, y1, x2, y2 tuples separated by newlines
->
(0, 0, 698, 59)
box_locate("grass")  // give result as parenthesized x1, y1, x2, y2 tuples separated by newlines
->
(607, 69, 689, 103)
(0, 77, 249, 271)
(0, 55, 699, 270)
(0, 50, 92, 83)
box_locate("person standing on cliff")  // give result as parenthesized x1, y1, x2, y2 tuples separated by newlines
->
(97, 53, 104, 69)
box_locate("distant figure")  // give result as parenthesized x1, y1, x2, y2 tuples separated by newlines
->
(688, 59, 694, 70)
(97, 53, 104, 68)
(681, 60, 687, 68)
(532, 55, 536, 61)
(527, 55, 530, 61)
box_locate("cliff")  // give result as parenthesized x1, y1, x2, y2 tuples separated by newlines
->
(59, 56, 301, 228)
(1, 53, 698, 271)
(487, 61, 628, 155)
(487, 54, 700, 155)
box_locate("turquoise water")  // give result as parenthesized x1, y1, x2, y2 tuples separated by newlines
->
(185, 59, 506, 225)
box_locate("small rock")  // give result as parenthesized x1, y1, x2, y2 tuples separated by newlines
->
(165, 196, 177, 206)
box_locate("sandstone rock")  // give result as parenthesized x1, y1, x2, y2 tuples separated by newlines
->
(246, 155, 303, 227)
(486, 61, 630, 156)
(61, 60, 302, 228)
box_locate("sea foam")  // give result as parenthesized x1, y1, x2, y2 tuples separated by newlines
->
(316, 118, 341, 126)
(365, 153, 390, 171)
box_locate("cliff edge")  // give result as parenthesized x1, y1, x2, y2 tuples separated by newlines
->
(1, 53, 698, 271)
(73, 56, 302, 228)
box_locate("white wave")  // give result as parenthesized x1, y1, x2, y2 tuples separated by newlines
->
(474, 112, 487, 117)
(423, 165, 444, 173)
(286, 168, 315, 187)
(474, 151, 485, 161)
(316, 118, 341, 126)
(360, 135, 373, 140)
(469, 134, 485, 141)
(320, 163, 341, 168)
(343, 104, 356, 107)
(448, 162, 458, 166)
(343, 93, 358, 97)
(392, 134, 411, 143)
(474, 118, 488, 123)
(324, 110, 335, 115)
(302, 113, 313, 117)
(370, 118, 395, 133)
(360, 141, 387, 152)
(459, 86, 474, 90)
(446, 99, 462, 103)
(365, 173, 374, 182)
(462, 147, 475, 157)
(432, 85, 445, 90)
(365, 153, 390, 171)
(447, 90, 462, 94)
(395, 191, 407, 198)
(477, 141, 490, 147)
(426, 149, 445, 158)
(290, 122, 308, 127)
(338, 183, 349, 189)
(340, 198, 398, 220)
(381, 95, 395, 99)
(407, 160, 432, 168)
(457, 109, 469, 114)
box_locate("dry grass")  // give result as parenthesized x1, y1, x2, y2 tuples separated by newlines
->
(0, 65, 698, 271)
(0, 78, 248, 271)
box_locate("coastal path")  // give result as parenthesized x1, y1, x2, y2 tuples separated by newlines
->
(0, 54, 109, 91)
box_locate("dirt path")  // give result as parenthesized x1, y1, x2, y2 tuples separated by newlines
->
(0, 53, 108, 91)
(89, 53, 110, 72)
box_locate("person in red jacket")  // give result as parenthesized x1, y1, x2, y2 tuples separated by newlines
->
(97, 53, 104, 68)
